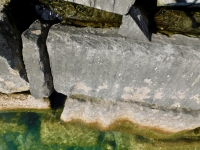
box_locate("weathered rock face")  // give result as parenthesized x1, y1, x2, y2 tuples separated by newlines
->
(22, 21, 53, 98)
(47, 24, 200, 133)
(63, 0, 135, 15)
(0, 12, 29, 94)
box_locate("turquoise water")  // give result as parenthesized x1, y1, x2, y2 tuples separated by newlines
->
(0, 111, 200, 150)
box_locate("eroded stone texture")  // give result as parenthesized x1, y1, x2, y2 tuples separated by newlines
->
(47, 25, 200, 132)
(61, 97, 200, 134)
(118, 5, 151, 41)
(0, 93, 50, 110)
(64, 0, 135, 15)
(0, 13, 29, 94)
(157, 0, 200, 6)
(22, 21, 53, 98)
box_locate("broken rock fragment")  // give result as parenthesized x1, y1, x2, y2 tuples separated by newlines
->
(22, 21, 53, 98)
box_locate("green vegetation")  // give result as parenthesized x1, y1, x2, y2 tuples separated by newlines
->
(0, 110, 200, 149)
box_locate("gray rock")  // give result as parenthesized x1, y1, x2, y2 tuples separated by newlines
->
(0, 13, 29, 94)
(47, 25, 200, 132)
(118, 5, 151, 41)
(61, 97, 200, 134)
(64, 0, 136, 15)
(157, 0, 200, 6)
(22, 21, 53, 98)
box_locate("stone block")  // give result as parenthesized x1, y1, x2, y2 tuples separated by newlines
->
(47, 25, 200, 132)
(22, 21, 53, 98)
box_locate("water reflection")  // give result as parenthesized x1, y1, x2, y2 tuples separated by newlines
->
(0, 111, 200, 150)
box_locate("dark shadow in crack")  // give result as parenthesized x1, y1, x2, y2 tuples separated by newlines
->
(49, 90, 67, 110)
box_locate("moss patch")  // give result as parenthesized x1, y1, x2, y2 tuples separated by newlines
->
(39, 0, 122, 28)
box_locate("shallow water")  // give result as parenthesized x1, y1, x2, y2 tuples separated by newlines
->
(0, 110, 200, 150)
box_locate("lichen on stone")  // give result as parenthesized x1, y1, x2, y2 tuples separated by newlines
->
(154, 7, 200, 37)
(39, 0, 122, 28)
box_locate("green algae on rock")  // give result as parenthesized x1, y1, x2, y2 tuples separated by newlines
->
(39, 0, 122, 28)
(154, 7, 200, 37)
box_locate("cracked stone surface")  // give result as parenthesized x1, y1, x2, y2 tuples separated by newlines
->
(0, 12, 29, 94)
(64, 0, 136, 15)
(22, 21, 53, 98)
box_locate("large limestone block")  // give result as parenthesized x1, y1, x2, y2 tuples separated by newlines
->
(22, 21, 53, 98)
(64, 0, 135, 15)
(47, 25, 200, 109)
(48, 25, 200, 132)
(0, 13, 29, 94)
(157, 0, 200, 6)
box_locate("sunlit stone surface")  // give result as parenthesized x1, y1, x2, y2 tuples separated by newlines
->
(0, 93, 50, 110)
(46, 24, 200, 133)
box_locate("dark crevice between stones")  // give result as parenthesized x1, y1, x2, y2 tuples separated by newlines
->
(2, 0, 38, 34)
(2, 0, 62, 34)
(38, 22, 67, 111)
(49, 90, 67, 111)
(132, 0, 158, 34)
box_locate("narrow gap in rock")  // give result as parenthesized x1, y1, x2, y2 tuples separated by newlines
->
(2, 0, 62, 34)
(2, 0, 38, 34)
(49, 90, 67, 110)
(133, 0, 158, 33)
